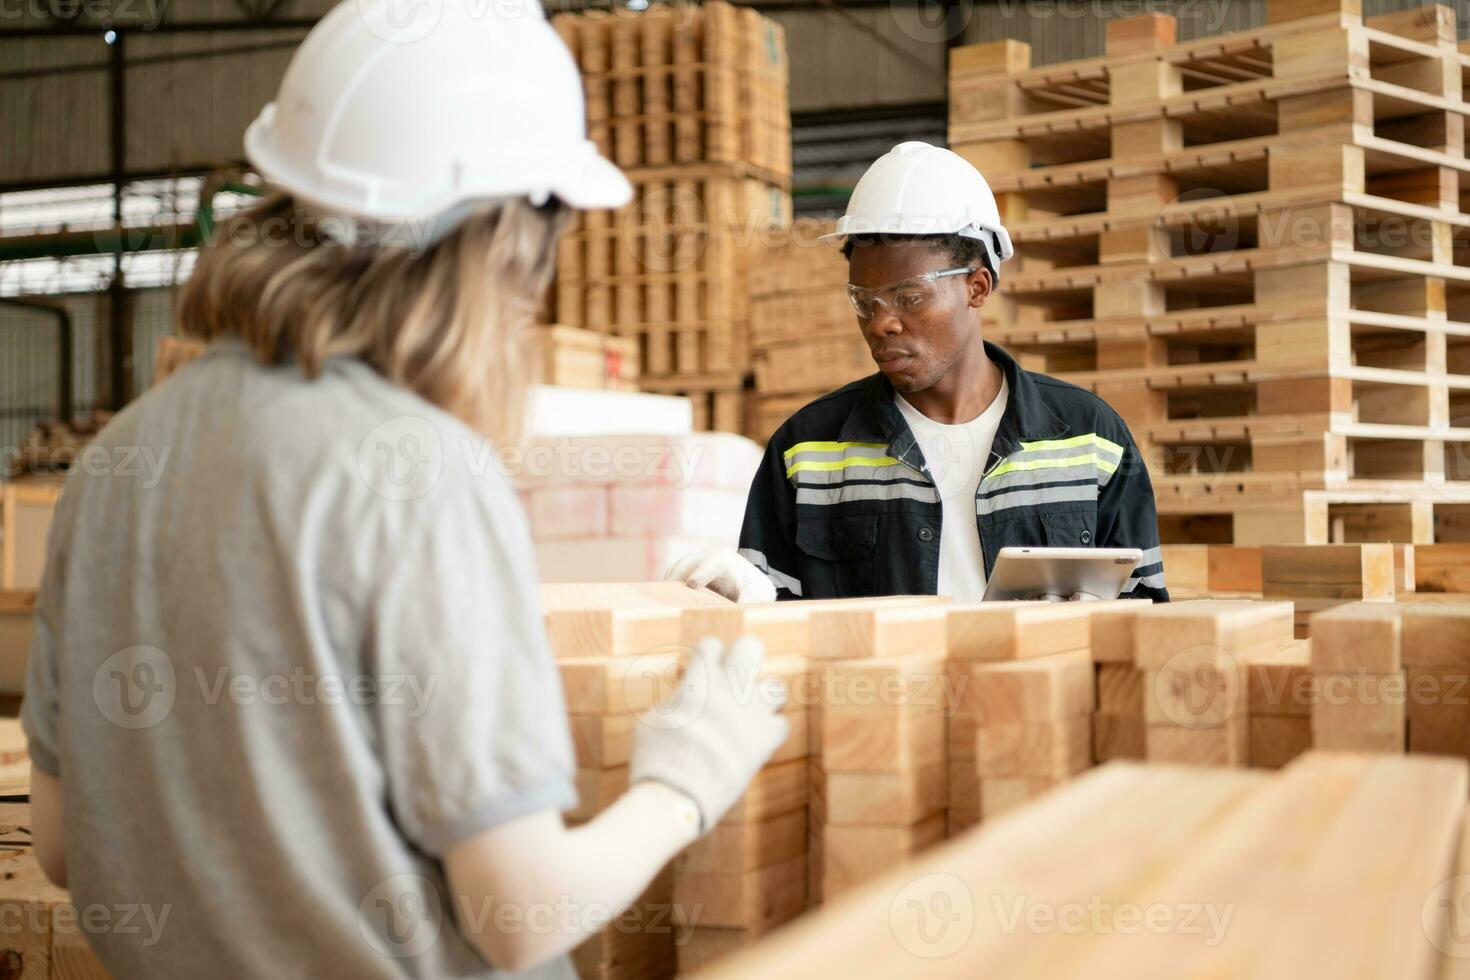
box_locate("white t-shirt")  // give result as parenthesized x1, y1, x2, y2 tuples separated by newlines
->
(894, 377, 1009, 602)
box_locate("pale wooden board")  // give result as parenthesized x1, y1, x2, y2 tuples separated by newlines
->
(969, 652, 1095, 725)
(676, 808, 807, 876)
(820, 763, 947, 827)
(977, 718, 1092, 779)
(1310, 602, 1403, 674)
(697, 762, 1266, 977)
(701, 753, 1467, 978)
(673, 855, 806, 930)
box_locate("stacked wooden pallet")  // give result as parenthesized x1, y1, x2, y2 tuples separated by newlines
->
(949, 0, 1470, 544)
(698, 751, 1470, 978)
(552, 1, 793, 431)
(528, 324, 640, 391)
(746, 219, 869, 442)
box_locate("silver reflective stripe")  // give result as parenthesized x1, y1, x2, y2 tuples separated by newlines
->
(1135, 545, 1164, 570)
(792, 464, 923, 486)
(786, 446, 893, 465)
(976, 483, 1097, 516)
(1122, 570, 1167, 593)
(1012, 443, 1122, 465)
(737, 548, 804, 597)
(981, 461, 1101, 493)
(798, 483, 940, 506)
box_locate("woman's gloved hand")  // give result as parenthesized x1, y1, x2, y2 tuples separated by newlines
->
(628, 637, 789, 833)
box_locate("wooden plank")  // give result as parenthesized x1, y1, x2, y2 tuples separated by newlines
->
(723, 759, 807, 823)
(1096, 663, 1143, 713)
(1402, 605, 1470, 667)
(677, 808, 807, 875)
(1145, 721, 1250, 766)
(1093, 712, 1146, 761)
(977, 718, 1092, 778)
(820, 763, 947, 827)
(1133, 600, 1296, 670)
(821, 814, 946, 897)
(1246, 638, 1314, 717)
(697, 763, 1267, 977)
(1262, 544, 1397, 600)
(1248, 714, 1312, 768)
(808, 605, 949, 660)
(1089, 601, 1152, 664)
(946, 603, 1095, 662)
(1309, 601, 1402, 673)
(820, 710, 943, 773)
(968, 651, 1095, 725)
(558, 653, 683, 713)
(672, 855, 806, 929)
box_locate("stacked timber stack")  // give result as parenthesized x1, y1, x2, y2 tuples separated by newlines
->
(1245, 637, 1315, 767)
(946, 604, 1104, 825)
(1135, 600, 1296, 767)
(949, 1, 1470, 546)
(527, 324, 640, 391)
(672, 603, 813, 972)
(807, 604, 950, 901)
(746, 219, 867, 442)
(1089, 602, 1152, 761)
(552, 1, 793, 432)
(543, 583, 725, 980)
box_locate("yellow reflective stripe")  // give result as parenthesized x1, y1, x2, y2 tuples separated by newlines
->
(988, 451, 1119, 479)
(786, 456, 901, 477)
(1019, 433, 1124, 457)
(782, 440, 888, 461)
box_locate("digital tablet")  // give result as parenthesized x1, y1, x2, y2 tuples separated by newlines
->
(981, 546, 1142, 602)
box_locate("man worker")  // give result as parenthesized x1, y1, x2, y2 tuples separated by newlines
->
(669, 141, 1168, 604)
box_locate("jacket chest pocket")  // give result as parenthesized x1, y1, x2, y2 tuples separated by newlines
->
(795, 514, 879, 598)
(1041, 509, 1096, 548)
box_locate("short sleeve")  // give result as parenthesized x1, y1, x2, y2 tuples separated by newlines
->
(367, 463, 577, 857)
(20, 514, 68, 777)
(20, 606, 61, 777)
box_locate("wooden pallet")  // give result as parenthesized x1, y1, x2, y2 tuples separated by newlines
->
(552, 2, 790, 180)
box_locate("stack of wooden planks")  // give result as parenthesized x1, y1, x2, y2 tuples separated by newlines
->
(1137, 600, 1296, 767)
(949, 0, 1470, 544)
(545, 583, 721, 980)
(697, 751, 1470, 978)
(526, 324, 640, 392)
(551, 1, 793, 431)
(672, 604, 812, 971)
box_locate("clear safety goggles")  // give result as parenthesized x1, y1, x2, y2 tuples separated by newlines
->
(845, 267, 977, 320)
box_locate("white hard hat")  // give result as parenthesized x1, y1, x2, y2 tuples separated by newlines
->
(823, 141, 1013, 271)
(244, 0, 631, 245)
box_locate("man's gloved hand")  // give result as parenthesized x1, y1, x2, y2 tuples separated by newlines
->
(1034, 592, 1103, 602)
(628, 637, 789, 833)
(664, 548, 777, 603)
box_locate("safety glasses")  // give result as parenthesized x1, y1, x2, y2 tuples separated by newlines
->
(845, 267, 977, 320)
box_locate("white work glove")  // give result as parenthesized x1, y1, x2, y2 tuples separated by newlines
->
(664, 548, 777, 603)
(629, 637, 789, 833)
(1035, 592, 1102, 602)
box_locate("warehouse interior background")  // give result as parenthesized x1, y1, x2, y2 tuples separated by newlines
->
(3, 0, 1465, 458)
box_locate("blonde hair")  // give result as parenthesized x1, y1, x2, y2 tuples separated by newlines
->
(179, 193, 568, 444)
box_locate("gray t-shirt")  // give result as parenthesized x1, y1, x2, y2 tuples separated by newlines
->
(21, 338, 578, 978)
